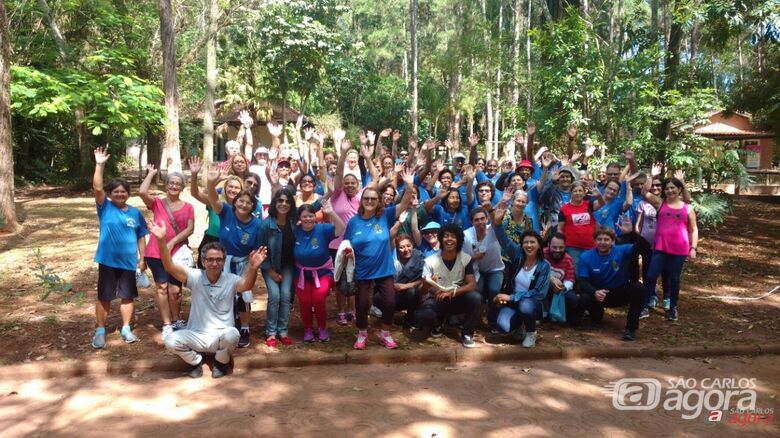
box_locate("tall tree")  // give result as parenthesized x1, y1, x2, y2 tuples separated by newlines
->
(0, 0, 18, 231)
(410, 0, 419, 137)
(202, 0, 219, 167)
(158, 0, 182, 173)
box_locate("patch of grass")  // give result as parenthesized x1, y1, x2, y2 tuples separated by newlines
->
(31, 248, 73, 301)
(0, 320, 21, 333)
(43, 315, 58, 326)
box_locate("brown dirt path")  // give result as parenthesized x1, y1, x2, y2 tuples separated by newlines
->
(0, 185, 778, 366)
(1, 355, 778, 437)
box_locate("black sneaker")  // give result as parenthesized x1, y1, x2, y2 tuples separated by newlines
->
(212, 359, 229, 378)
(622, 329, 636, 341)
(238, 328, 251, 348)
(431, 325, 444, 338)
(461, 334, 476, 348)
(187, 360, 203, 379)
(666, 308, 678, 321)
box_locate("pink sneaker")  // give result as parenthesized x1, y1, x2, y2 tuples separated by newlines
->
(379, 331, 397, 349)
(318, 328, 330, 342)
(353, 331, 368, 350)
(303, 329, 315, 343)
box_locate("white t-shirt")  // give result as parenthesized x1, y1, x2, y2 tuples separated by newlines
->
(185, 268, 241, 332)
(463, 224, 505, 274)
(513, 265, 537, 294)
(249, 164, 272, 205)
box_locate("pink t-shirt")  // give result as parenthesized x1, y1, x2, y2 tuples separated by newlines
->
(654, 202, 689, 256)
(328, 186, 365, 250)
(144, 197, 195, 259)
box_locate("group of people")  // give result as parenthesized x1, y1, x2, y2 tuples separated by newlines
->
(90, 116, 698, 378)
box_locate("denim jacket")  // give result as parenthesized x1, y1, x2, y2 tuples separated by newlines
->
(258, 216, 296, 271)
(495, 223, 551, 302)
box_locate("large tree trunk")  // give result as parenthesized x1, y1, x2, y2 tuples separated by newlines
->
(410, 0, 419, 137)
(655, 5, 684, 164)
(511, 0, 521, 128)
(526, 0, 532, 118)
(446, 68, 462, 152)
(0, 0, 18, 231)
(201, 0, 217, 168)
(159, 0, 182, 173)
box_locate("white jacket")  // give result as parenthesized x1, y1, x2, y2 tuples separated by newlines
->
(333, 239, 355, 283)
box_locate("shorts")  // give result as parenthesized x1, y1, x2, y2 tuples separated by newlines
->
(97, 264, 138, 301)
(145, 257, 183, 287)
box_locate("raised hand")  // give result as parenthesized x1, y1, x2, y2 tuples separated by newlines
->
(394, 163, 405, 176)
(542, 155, 554, 169)
(651, 163, 663, 177)
(295, 114, 304, 131)
(585, 143, 596, 158)
(380, 128, 392, 138)
(248, 247, 268, 269)
(567, 125, 577, 138)
(401, 167, 415, 187)
(206, 164, 225, 185)
(551, 169, 560, 182)
(571, 151, 583, 163)
(267, 121, 283, 138)
(674, 169, 685, 182)
(618, 215, 632, 235)
(432, 159, 443, 173)
(340, 138, 352, 153)
(332, 128, 346, 144)
(367, 130, 376, 145)
(514, 132, 525, 145)
(239, 110, 254, 127)
(444, 139, 453, 150)
(94, 147, 111, 164)
(321, 198, 334, 215)
(358, 130, 368, 146)
(527, 122, 536, 136)
(625, 171, 640, 182)
(493, 203, 506, 226)
(188, 157, 203, 174)
(146, 219, 166, 240)
(146, 164, 158, 175)
(392, 129, 401, 142)
(360, 144, 373, 159)
(623, 148, 635, 161)
(462, 164, 475, 181)
(268, 166, 280, 185)
(314, 129, 327, 145)
(408, 136, 418, 151)
(468, 133, 480, 147)
(303, 127, 315, 141)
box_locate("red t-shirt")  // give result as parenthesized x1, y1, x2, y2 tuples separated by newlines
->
(144, 197, 195, 259)
(543, 247, 575, 284)
(559, 202, 596, 250)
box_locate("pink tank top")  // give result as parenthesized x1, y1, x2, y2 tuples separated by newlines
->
(654, 202, 690, 255)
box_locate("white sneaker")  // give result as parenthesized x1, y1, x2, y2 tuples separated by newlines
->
(522, 331, 537, 348)
(369, 305, 383, 318)
(161, 324, 173, 341)
(172, 320, 186, 330)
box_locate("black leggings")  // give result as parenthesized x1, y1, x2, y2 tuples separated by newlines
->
(357, 276, 394, 329)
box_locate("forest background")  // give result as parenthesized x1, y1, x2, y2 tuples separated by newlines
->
(1, 0, 779, 231)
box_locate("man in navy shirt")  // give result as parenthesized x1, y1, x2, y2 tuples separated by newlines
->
(573, 220, 645, 341)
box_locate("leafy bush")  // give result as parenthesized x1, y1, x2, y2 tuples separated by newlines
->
(691, 191, 731, 230)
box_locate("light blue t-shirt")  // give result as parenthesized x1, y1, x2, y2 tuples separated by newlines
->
(344, 205, 397, 281)
(577, 244, 634, 289)
(594, 196, 625, 231)
(94, 199, 149, 271)
(218, 201, 262, 256)
(294, 223, 336, 279)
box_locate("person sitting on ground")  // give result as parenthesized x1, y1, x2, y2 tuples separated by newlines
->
(463, 207, 505, 331)
(573, 222, 645, 341)
(491, 204, 551, 348)
(543, 232, 576, 321)
(416, 223, 481, 348)
(149, 220, 266, 379)
(388, 234, 425, 329)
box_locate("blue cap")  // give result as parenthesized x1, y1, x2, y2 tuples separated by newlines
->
(420, 222, 441, 232)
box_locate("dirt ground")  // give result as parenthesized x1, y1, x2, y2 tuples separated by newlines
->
(1, 355, 777, 436)
(0, 184, 779, 366)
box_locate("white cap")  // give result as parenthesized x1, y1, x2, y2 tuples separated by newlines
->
(534, 146, 549, 162)
(254, 146, 269, 155)
(453, 152, 466, 161)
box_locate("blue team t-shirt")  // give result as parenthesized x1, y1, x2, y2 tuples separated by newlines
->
(594, 196, 625, 231)
(294, 223, 336, 279)
(344, 205, 397, 281)
(577, 244, 634, 289)
(218, 201, 262, 256)
(94, 199, 149, 271)
(432, 204, 471, 229)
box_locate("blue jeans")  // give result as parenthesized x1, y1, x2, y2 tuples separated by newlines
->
(565, 247, 586, 272)
(477, 271, 504, 327)
(645, 250, 687, 310)
(496, 298, 543, 333)
(262, 265, 295, 336)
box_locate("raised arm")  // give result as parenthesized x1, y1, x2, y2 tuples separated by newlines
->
(93, 147, 110, 205)
(395, 169, 416, 219)
(463, 165, 475, 208)
(410, 199, 422, 248)
(267, 121, 283, 159)
(674, 169, 692, 204)
(333, 130, 349, 189)
(360, 141, 378, 183)
(468, 133, 480, 165)
(205, 164, 228, 215)
(138, 164, 157, 209)
(566, 125, 577, 160)
(492, 202, 521, 261)
(424, 188, 446, 214)
(321, 199, 346, 237)
(525, 122, 536, 162)
(188, 157, 209, 204)
(377, 128, 391, 157)
(148, 220, 188, 283)
(391, 129, 400, 159)
(235, 247, 268, 292)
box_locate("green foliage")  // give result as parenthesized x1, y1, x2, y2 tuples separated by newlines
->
(31, 248, 77, 302)
(691, 191, 732, 230)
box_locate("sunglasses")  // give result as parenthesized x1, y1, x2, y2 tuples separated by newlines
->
(276, 198, 291, 204)
(245, 180, 258, 187)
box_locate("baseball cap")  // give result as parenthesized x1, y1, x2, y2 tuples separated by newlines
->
(534, 146, 549, 162)
(518, 160, 534, 169)
(254, 146, 269, 155)
(453, 152, 466, 161)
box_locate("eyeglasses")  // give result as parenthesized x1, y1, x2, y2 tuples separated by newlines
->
(167, 182, 183, 187)
(362, 197, 379, 202)
(204, 257, 225, 264)
(245, 180, 257, 187)
(276, 198, 291, 204)
(478, 189, 491, 193)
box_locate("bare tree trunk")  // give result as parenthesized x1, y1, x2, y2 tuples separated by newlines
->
(526, 0, 532, 118)
(493, 3, 503, 159)
(447, 69, 462, 150)
(0, 0, 18, 231)
(511, 0, 521, 128)
(688, 19, 699, 82)
(737, 33, 744, 83)
(410, 0, 418, 137)
(651, 0, 660, 81)
(159, 0, 182, 173)
(482, 0, 493, 154)
(202, 0, 217, 167)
